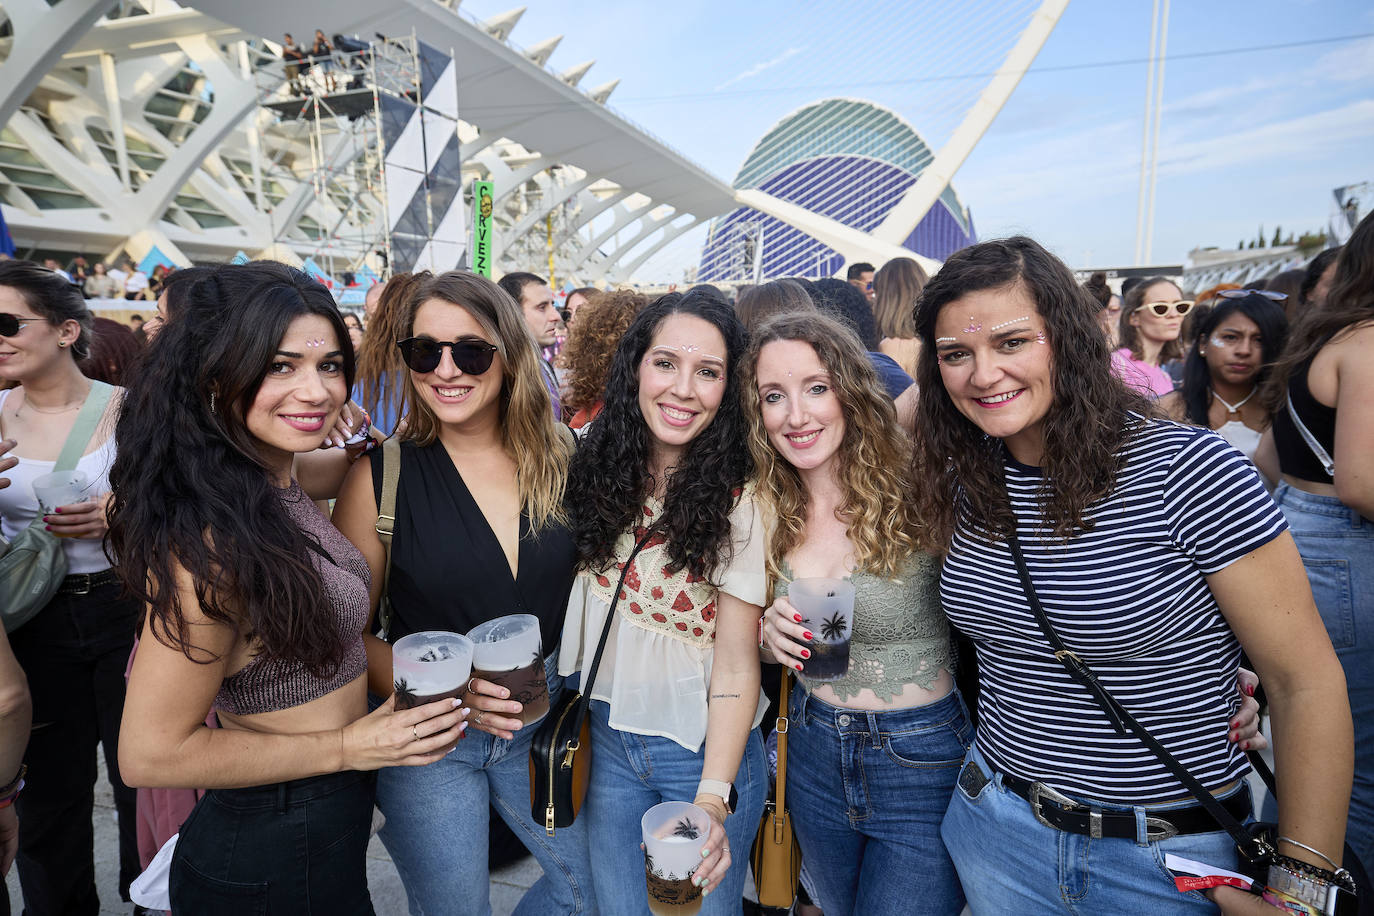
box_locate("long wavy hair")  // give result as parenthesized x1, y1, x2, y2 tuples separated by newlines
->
(1262, 211, 1374, 414)
(1118, 276, 1184, 364)
(355, 272, 428, 429)
(556, 288, 648, 415)
(567, 287, 751, 580)
(872, 256, 927, 340)
(743, 312, 924, 581)
(1179, 294, 1288, 427)
(398, 271, 570, 530)
(107, 262, 356, 676)
(910, 237, 1151, 547)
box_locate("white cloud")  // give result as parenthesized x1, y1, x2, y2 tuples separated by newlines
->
(714, 46, 806, 92)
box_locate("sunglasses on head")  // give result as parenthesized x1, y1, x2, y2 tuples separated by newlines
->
(0, 313, 48, 337)
(1143, 299, 1195, 317)
(1216, 288, 1288, 302)
(396, 337, 498, 375)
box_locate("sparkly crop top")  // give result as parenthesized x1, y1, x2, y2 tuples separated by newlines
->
(777, 552, 951, 702)
(213, 481, 370, 715)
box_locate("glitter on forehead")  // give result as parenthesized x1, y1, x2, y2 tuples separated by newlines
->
(989, 316, 1030, 332)
(305, 338, 326, 348)
(935, 337, 957, 344)
(962, 318, 982, 334)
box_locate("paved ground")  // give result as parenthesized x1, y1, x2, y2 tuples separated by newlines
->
(4, 755, 540, 916)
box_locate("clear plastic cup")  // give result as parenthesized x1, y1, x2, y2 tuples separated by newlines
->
(32, 470, 94, 514)
(391, 631, 473, 710)
(642, 801, 710, 915)
(467, 614, 549, 725)
(788, 577, 856, 683)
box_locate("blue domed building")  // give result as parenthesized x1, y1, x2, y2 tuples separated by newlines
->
(698, 98, 977, 281)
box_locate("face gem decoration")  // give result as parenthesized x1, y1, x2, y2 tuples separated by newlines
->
(935, 337, 957, 344)
(962, 318, 982, 334)
(1035, 331, 1048, 345)
(305, 338, 326, 348)
(989, 316, 1031, 333)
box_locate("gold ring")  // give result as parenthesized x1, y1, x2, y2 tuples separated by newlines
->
(476, 711, 486, 727)
(412, 725, 420, 741)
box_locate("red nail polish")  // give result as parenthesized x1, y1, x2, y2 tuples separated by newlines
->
(1241, 740, 1250, 750)
(793, 614, 802, 623)
(803, 631, 813, 641)
(795, 663, 803, 671)
(54, 507, 63, 514)
(1245, 683, 1255, 696)
(800, 649, 810, 659)
(1230, 731, 1238, 741)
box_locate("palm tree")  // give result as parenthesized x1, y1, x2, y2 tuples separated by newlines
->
(393, 678, 417, 708)
(672, 817, 701, 840)
(820, 612, 848, 642)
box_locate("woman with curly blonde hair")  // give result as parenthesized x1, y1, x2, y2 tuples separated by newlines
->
(747, 311, 969, 915)
(555, 288, 647, 428)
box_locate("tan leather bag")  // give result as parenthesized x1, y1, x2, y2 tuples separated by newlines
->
(751, 668, 802, 908)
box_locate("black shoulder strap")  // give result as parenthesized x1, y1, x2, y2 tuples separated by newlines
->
(1006, 533, 1260, 855)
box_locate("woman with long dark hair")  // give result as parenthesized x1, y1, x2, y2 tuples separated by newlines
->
(1259, 211, 1374, 880)
(108, 263, 466, 913)
(909, 237, 1351, 913)
(1159, 292, 1288, 461)
(331, 271, 595, 915)
(560, 287, 767, 913)
(0, 259, 140, 913)
(749, 311, 968, 915)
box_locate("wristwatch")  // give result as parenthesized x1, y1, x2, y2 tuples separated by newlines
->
(696, 778, 735, 816)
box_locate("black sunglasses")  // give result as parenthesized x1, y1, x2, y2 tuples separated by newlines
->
(396, 337, 498, 375)
(0, 313, 49, 337)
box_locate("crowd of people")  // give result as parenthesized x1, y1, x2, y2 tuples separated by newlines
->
(0, 214, 1369, 916)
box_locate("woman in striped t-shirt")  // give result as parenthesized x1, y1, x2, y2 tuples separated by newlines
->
(909, 237, 1352, 915)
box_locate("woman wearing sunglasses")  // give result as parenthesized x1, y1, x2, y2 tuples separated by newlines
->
(0, 260, 144, 913)
(559, 288, 767, 913)
(1112, 276, 1191, 397)
(331, 271, 595, 915)
(108, 263, 467, 913)
(1159, 290, 1289, 463)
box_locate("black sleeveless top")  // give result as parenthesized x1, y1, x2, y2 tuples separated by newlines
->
(368, 440, 576, 651)
(1273, 355, 1337, 483)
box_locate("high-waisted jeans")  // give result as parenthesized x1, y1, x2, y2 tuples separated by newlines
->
(1275, 482, 1374, 878)
(169, 769, 376, 915)
(786, 684, 971, 916)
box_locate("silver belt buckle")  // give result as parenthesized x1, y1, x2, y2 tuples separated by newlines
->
(1144, 815, 1180, 841)
(1028, 781, 1080, 830)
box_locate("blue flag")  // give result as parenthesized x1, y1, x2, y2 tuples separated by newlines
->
(136, 245, 178, 275)
(230, 250, 251, 265)
(0, 205, 15, 258)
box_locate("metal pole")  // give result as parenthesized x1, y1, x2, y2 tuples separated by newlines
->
(752, 223, 764, 284)
(1133, 0, 1161, 265)
(371, 37, 393, 278)
(547, 211, 555, 287)
(1143, 0, 1170, 266)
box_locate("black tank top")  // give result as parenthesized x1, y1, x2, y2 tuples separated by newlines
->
(369, 440, 575, 651)
(1272, 356, 1337, 483)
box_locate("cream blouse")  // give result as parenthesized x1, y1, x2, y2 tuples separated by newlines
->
(559, 489, 769, 752)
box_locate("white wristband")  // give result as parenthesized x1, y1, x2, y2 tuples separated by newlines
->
(696, 778, 732, 806)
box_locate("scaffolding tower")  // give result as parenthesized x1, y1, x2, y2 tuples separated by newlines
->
(249, 34, 432, 282)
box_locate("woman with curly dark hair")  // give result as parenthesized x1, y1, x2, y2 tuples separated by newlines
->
(559, 286, 767, 913)
(555, 288, 648, 428)
(749, 311, 967, 915)
(108, 263, 466, 913)
(1158, 292, 1288, 461)
(910, 237, 1351, 913)
(1259, 211, 1374, 880)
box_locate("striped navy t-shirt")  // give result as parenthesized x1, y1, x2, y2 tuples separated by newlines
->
(940, 419, 1287, 803)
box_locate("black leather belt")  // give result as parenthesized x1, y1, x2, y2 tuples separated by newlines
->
(1001, 771, 1251, 841)
(56, 568, 119, 596)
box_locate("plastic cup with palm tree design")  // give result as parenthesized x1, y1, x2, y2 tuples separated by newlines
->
(467, 614, 549, 724)
(391, 631, 473, 710)
(642, 801, 710, 915)
(788, 577, 856, 682)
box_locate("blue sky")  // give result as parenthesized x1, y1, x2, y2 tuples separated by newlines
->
(463, 0, 1374, 280)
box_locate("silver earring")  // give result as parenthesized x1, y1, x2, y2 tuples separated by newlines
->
(209, 393, 217, 415)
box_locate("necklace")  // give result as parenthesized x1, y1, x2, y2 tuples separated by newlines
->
(15, 389, 87, 419)
(1211, 386, 1256, 417)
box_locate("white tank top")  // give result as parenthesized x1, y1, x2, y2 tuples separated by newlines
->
(1215, 420, 1263, 462)
(0, 388, 118, 574)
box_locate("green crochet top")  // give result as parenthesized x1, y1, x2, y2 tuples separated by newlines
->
(778, 552, 951, 702)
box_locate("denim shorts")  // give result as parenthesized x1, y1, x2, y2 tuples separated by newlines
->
(170, 769, 376, 915)
(1274, 482, 1374, 877)
(786, 684, 971, 916)
(942, 742, 1253, 914)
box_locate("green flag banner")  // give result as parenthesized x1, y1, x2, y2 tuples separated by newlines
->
(471, 180, 494, 278)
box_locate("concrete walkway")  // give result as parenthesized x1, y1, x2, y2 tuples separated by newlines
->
(4, 756, 539, 915)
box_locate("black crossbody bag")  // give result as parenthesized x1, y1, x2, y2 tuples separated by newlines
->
(529, 527, 658, 835)
(1006, 533, 1363, 914)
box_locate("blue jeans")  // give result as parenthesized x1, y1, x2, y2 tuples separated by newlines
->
(1275, 483, 1374, 878)
(171, 770, 375, 915)
(786, 684, 970, 916)
(376, 654, 595, 915)
(942, 742, 1253, 914)
(584, 699, 767, 916)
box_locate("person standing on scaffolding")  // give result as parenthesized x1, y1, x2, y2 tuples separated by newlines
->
(282, 33, 309, 95)
(311, 30, 337, 94)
